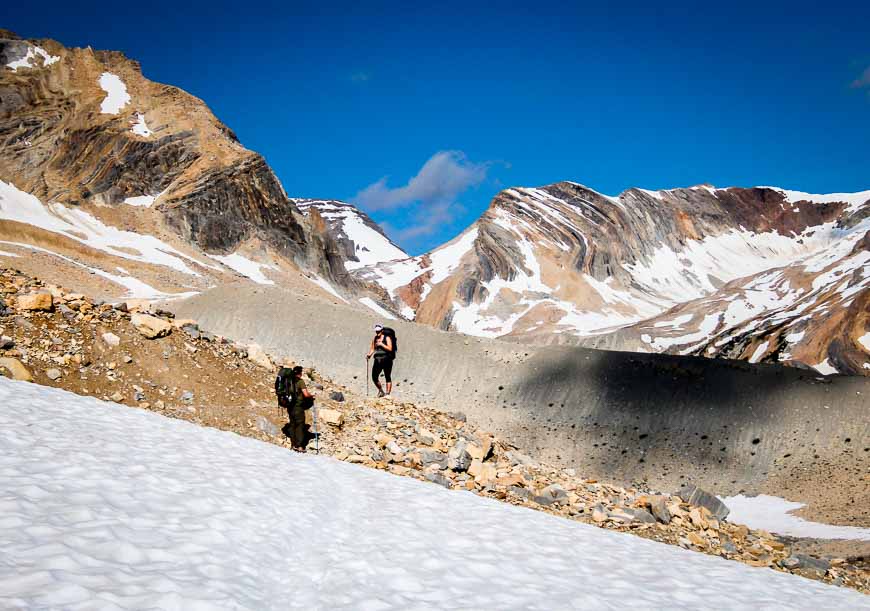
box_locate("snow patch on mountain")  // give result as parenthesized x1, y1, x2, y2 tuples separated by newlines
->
(2, 379, 865, 610)
(6, 44, 59, 71)
(212, 253, 276, 285)
(0, 181, 204, 276)
(98, 72, 131, 114)
(131, 112, 152, 137)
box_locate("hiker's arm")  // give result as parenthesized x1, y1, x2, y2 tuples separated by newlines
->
(381, 336, 393, 352)
(301, 388, 313, 398)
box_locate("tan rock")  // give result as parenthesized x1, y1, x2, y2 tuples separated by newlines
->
(125, 299, 154, 313)
(472, 462, 497, 485)
(375, 433, 394, 448)
(130, 313, 172, 339)
(171, 318, 198, 329)
(318, 408, 344, 427)
(246, 343, 274, 371)
(495, 472, 526, 488)
(0, 357, 33, 382)
(689, 507, 709, 529)
(466, 437, 492, 461)
(388, 465, 412, 476)
(416, 427, 439, 446)
(17, 293, 53, 311)
(687, 532, 706, 547)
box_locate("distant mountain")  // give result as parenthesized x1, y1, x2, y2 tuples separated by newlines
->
(0, 31, 363, 302)
(352, 182, 870, 375)
(293, 199, 407, 270)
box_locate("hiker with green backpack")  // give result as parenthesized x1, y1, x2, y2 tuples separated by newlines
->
(366, 323, 397, 398)
(275, 364, 314, 452)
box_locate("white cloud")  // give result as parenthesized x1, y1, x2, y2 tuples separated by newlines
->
(851, 66, 870, 91)
(354, 150, 489, 212)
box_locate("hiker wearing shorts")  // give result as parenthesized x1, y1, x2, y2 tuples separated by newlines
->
(367, 323, 394, 398)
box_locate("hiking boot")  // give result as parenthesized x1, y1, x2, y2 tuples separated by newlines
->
(377, 389, 385, 398)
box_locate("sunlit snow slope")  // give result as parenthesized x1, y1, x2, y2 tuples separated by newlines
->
(1, 378, 866, 610)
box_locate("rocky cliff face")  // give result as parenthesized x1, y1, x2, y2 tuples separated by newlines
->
(293, 199, 407, 270)
(0, 31, 354, 300)
(355, 182, 870, 375)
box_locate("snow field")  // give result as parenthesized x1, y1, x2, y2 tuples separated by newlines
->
(211, 253, 276, 285)
(99, 73, 131, 114)
(721, 496, 870, 541)
(0, 379, 867, 610)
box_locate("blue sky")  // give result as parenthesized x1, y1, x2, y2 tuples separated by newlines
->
(6, 1, 870, 254)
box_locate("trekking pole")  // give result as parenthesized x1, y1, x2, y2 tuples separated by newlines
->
(366, 357, 369, 397)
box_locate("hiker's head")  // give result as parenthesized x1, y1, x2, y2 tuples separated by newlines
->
(292, 365, 303, 378)
(373, 323, 383, 335)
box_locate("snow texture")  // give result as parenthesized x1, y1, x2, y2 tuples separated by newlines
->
(721, 495, 870, 541)
(131, 113, 152, 137)
(123, 194, 156, 207)
(0, 378, 865, 610)
(812, 359, 838, 376)
(0, 181, 202, 276)
(859, 332, 870, 352)
(99, 73, 131, 115)
(212, 253, 275, 285)
(359, 297, 397, 320)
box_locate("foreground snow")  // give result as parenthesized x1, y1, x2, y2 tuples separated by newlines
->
(0, 380, 866, 610)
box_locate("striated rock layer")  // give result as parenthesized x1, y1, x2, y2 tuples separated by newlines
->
(356, 182, 870, 375)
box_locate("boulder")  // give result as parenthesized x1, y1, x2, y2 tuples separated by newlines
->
(648, 496, 672, 524)
(125, 299, 154, 313)
(468, 459, 496, 484)
(591, 503, 608, 523)
(677, 484, 730, 521)
(131, 313, 172, 339)
(0, 336, 13, 349)
(45, 368, 62, 381)
(386, 440, 404, 456)
(171, 318, 198, 330)
(424, 473, 451, 488)
(447, 440, 472, 472)
(416, 427, 439, 446)
(418, 449, 448, 468)
(318, 408, 344, 427)
(533, 483, 569, 506)
(329, 391, 345, 402)
(17, 293, 53, 311)
(246, 343, 274, 371)
(0, 357, 33, 382)
(180, 390, 194, 403)
(101, 332, 121, 347)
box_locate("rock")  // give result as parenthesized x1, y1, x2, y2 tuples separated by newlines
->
(45, 368, 62, 381)
(0, 357, 33, 382)
(123, 355, 133, 363)
(418, 449, 448, 468)
(448, 411, 467, 422)
(447, 440, 472, 472)
(0, 335, 13, 349)
(416, 427, 439, 446)
(623, 507, 657, 524)
(101, 332, 120, 347)
(425, 473, 451, 488)
(533, 483, 569, 506)
(386, 440, 404, 456)
(505, 450, 536, 467)
(687, 532, 706, 547)
(130, 313, 172, 339)
(689, 507, 709, 529)
(388, 465, 412, 476)
(17, 293, 53, 311)
(468, 459, 496, 484)
(649, 496, 672, 524)
(591, 503, 608, 523)
(180, 391, 194, 403)
(171, 318, 198, 330)
(255, 416, 279, 436)
(246, 343, 274, 370)
(181, 324, 201, 339)
(125, 299, 153, 313)
(375, 433, 394, 448)
(329, 391, 345, 402)
(495, 472, 525, 488)
(110, 392, 124, 402)
(677, 484, 730, 521)
(779, 556, 801, 570)
(791, 555, 831, 574)
(318, 408, 344, 427)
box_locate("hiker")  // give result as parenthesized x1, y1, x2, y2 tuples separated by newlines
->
(366, 323, 396, 397)
(275, 364, 314, 452)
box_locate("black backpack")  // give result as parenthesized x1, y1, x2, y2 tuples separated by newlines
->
(275, 367, 297, 404)
(381, 327, 398, 357)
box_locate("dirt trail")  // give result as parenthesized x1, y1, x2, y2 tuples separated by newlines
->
(173, 283, 870, 531)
